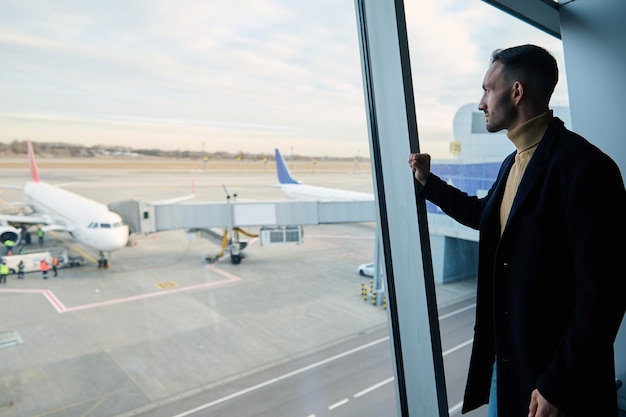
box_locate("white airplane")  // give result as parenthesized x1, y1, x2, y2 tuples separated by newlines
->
(274, 148, 375, 201)
(0, 142, 130, 267)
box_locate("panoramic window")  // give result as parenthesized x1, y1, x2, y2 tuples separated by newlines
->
(0, 1, 566, 417)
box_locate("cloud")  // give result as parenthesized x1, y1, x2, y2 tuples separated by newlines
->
(0, 0, 566, 158)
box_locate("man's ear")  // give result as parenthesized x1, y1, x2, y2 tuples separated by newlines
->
(512, 81, 524, 105)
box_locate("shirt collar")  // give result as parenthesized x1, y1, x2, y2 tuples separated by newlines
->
(507, 110, 553, 153)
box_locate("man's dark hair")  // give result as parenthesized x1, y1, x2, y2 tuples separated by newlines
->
(491, 44, 559, 105)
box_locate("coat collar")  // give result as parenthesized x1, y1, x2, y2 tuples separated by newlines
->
(501, 117, 566, 234)
(481, 117, 566, 237)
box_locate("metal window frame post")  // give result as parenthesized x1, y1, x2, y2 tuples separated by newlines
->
(354, 0, 449, 415)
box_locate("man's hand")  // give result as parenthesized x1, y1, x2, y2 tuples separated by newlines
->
(528, 389, 567, 417)
(408, 153, 431, 186)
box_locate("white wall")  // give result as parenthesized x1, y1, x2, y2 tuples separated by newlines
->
(560, 0, 626, 180)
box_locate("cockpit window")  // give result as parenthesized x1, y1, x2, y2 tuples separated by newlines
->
(87, 222, 125, 229)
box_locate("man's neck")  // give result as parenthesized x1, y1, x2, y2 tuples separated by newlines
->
(507, 110, 553, 152)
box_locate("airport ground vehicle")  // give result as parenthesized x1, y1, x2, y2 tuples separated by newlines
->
(358, 262, 375, 277)
(1, 251, 53, 274)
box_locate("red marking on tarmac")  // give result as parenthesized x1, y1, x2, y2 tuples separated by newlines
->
(43, 290, 67, 313)
(0, 288, 44, 294)
(0, 288, 67, 313)
(65, 274, 240, 313)
(0, 265, 242, 314)
(206, 263, 244, 281)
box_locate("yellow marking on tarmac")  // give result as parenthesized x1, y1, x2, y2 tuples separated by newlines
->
(29, 390, 129, 417)
(81, 394, 108, 417)
(48, 231, 99, 265)
(0, 197, 20, 213)
(156, 281, 179, 289)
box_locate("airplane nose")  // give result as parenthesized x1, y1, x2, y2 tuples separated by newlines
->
(116, 227, 130, 248)
(98, 227, 129, 252)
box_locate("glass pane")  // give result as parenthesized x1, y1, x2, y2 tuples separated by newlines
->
(403, 2, 569, 416)
(0, 1, 568, 417)
(1, 3, 396, 416)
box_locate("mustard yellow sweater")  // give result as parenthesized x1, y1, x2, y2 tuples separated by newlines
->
(499, 110, 553, 234)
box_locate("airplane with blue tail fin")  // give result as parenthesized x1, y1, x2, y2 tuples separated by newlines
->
(274, 148, 374, 202)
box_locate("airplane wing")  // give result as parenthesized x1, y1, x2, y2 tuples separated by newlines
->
(0, 185, 24, 191)
(0, 213, 73, 232)
(147, 180, 197, 206)
(53, 181, 82, 188)
(148, 193, 197, 206)
(0, 213, 49, 225)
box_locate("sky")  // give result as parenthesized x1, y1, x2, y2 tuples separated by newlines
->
(0, 0, 568, 158)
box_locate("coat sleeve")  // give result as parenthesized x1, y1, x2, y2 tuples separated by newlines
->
(421, 174, 491, 230)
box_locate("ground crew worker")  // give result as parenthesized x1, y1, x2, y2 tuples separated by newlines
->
(4, 239, 15, 255)
(17, 260, 25, 279)
(52, 256, 59, 277)
(40, 258, 50, 279)
(37, 228, 44, 245)
(0, 261, 9, 284)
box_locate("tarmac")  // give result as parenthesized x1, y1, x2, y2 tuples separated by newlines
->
(0, 167, 477, 417)
(0, 221, 477, 417)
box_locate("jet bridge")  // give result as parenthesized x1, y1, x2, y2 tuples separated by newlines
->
(110, 198, 480, 277)
(109, 199, 377, 263)
(110, 199, 376, 233)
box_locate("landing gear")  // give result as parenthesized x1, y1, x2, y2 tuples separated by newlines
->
(228, 228, 248, 265)
(229, 243, 244, 265)
(97, 252, 109, 269)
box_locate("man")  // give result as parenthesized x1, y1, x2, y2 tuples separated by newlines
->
(40, 258, 50, 279)
(4, 239, 15, 255)
(409, 45, 625, 416)
(52, 256, 59, 277)
(0, 261, 8, 284)
(17, 260, 25, 279)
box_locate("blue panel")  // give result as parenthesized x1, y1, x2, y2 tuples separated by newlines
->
(426, 162, 501, 214)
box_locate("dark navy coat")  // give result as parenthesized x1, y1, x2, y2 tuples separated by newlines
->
(422, 118, 626, 416)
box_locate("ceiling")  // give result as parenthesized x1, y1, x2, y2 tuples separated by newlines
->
(482, 0, 562, 38)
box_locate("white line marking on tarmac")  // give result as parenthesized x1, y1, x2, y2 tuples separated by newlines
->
(449, 400, 464, 415)
(171, 318, 476, 417)
(170, 337, 390, 417)
(439, 303, 476, 320)
(442, 338, 473, 356)
(353, 377, 394, 397)
(0, 285, 476, 414)
(328, 398, 349, 410)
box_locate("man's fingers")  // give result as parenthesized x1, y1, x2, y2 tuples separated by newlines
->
(528, 389, 539, 417)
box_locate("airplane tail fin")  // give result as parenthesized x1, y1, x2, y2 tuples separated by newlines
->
(27, 141, 40, 182)
(275, 148, 300, 185)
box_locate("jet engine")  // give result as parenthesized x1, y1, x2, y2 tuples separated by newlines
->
(0, 226, 21, 247)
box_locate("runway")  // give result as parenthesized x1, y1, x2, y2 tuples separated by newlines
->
(0, 164, 487, 417)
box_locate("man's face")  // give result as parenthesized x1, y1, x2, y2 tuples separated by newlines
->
(478, 61, 515, 133)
